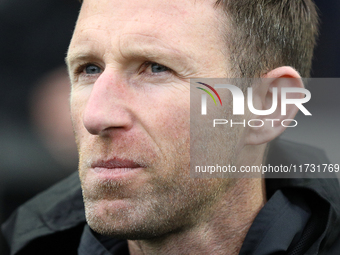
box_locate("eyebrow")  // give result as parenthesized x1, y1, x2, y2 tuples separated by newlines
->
(65, 51, 100, 68)
(119, 33, 192, 63)
(120, 43, 191, 69)
(66, 34, 195, 72)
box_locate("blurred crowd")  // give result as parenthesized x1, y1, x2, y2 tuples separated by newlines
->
(0, 0, 339, 254)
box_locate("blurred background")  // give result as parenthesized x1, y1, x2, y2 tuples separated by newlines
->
(0, 0, 339, 254)
(0, 0, 80, 254)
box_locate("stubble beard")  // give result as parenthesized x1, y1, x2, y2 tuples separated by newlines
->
(77, 105, 240, 240)
(78, 138, 236, 241)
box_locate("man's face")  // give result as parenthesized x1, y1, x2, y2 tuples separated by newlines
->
(67, 0, 236, 239)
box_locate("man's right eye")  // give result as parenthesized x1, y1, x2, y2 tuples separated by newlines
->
(85, 64, 102, 74)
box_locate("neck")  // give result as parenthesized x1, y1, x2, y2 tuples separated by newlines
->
(128, 178, 266, 255)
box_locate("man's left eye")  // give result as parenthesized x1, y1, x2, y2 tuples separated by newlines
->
(150, 63, 169, 73)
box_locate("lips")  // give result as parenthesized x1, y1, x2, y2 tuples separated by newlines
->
(92, 159, 142, 169)
(90, 159, 144, 176)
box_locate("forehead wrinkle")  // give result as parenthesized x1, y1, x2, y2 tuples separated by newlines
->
(67, 47, 102, 69)
(118, 33, 195, 65)
(67, 26, 115, 66)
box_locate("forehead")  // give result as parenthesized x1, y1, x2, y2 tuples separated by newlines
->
(67, 0, 229, 78)
(74, 1, 223, 49)
(77, 0, 219, 28)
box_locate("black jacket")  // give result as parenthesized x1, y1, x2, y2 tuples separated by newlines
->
(2, 139, 340, 255)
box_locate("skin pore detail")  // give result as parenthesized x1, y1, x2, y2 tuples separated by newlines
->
(67, 0, 267, 254)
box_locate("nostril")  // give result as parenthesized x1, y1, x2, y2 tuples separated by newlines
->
(82, 101, 110, 135)
(83, 101, 134, 136)
(83, 111, 102, 135)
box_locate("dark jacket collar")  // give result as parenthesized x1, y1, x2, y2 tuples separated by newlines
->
(2, 170, 85, 254)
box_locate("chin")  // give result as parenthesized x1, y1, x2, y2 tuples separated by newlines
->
(84, 198, 182, 240)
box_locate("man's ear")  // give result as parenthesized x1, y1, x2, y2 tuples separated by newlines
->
(245, 66, 305, 145)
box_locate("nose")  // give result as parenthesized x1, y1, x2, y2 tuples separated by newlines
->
(83, 71, 133, 136)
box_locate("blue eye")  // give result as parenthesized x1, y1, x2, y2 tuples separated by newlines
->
(85, 65, 101, 74)
(151, 63, 169, 73)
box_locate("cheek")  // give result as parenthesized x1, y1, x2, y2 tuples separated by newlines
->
(155, 97, 191, 176)
(69, 89, 90, 144)
(144, 91, 190, 146)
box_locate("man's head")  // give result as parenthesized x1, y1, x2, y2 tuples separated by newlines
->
(66, 0, 318, 241)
